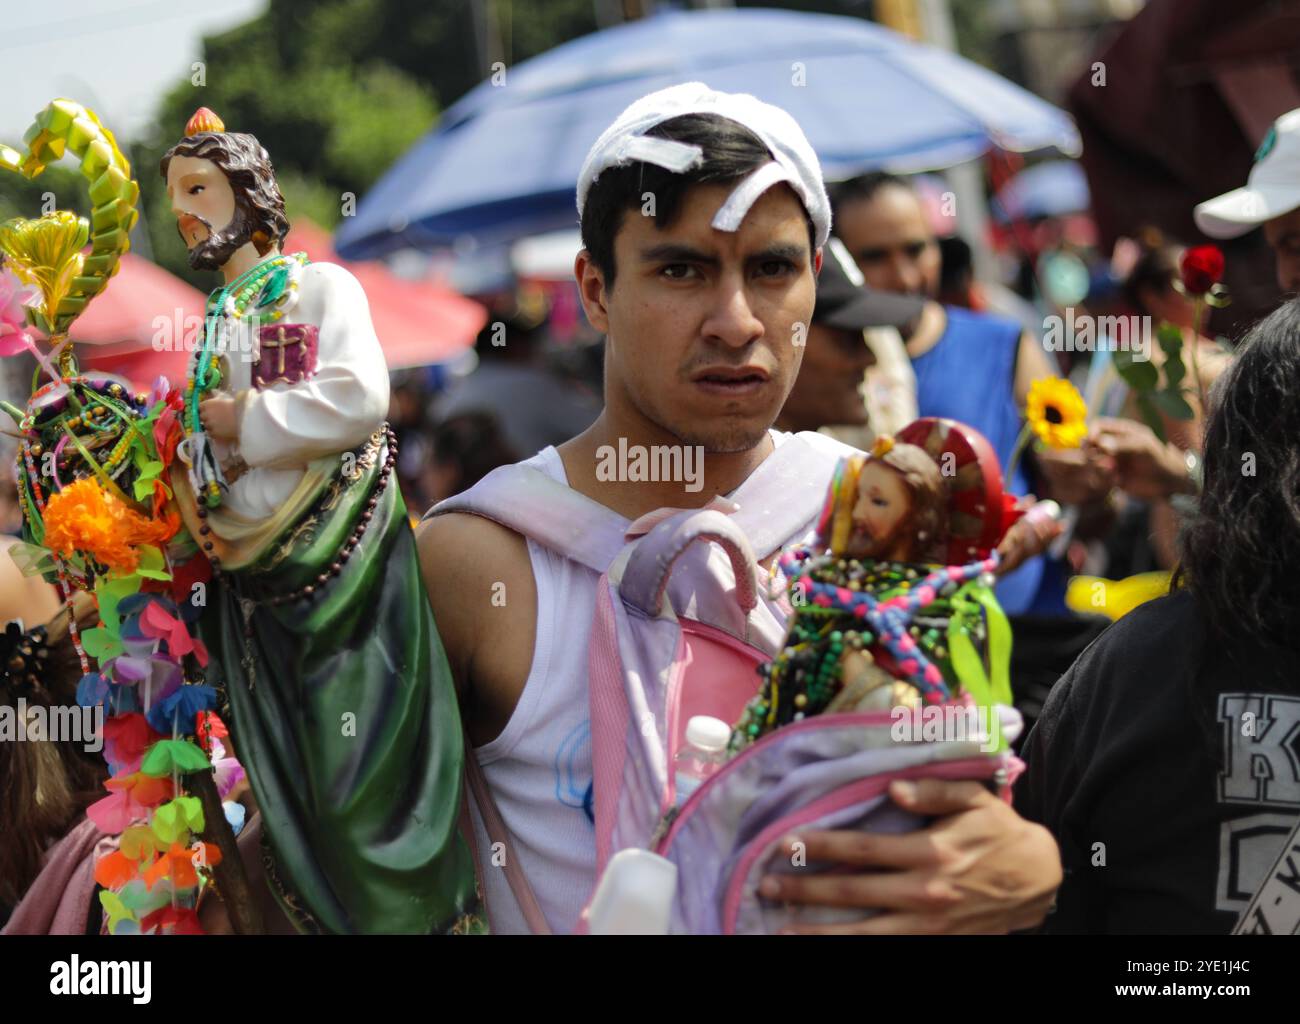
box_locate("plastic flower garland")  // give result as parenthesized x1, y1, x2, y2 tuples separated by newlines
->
(2, 99, 239, 935)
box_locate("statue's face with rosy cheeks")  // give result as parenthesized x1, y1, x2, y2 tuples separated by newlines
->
(846, 459, 914, 560)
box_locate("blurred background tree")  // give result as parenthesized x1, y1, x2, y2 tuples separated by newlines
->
(0, 164, 90, 223)
(132, 0, 606, 288)
(1, 0, 1000, 292)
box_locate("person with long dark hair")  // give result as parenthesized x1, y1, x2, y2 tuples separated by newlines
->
(1016, 298, 1300, 933)
(0, 594, 107, 931)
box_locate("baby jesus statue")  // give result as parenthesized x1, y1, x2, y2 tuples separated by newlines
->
(159, 108, 478, 934)
(733, 419, 1024, 748)
(839, 436, 948, 564)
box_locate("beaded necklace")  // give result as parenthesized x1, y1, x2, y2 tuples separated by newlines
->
(735, 547, 1003, 746)
(184, 252, 309, 437)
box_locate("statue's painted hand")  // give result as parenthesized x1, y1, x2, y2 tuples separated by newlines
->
(199, 394, 240, 441)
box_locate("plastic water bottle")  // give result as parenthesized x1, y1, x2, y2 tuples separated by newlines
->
(587, 849, 678, 934)
(674, 715, 731, 803)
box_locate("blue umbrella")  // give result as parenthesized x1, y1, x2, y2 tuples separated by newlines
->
(336, 7, 1080, 259)
(992, 159, 1090, 222)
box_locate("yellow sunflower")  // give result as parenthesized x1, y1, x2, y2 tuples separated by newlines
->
(1025, 377, 1088, 448)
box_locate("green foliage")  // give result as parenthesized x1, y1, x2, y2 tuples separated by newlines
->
(129, 3, 440, 286)
(1115, 321, 1196, 442)
(7, 0, 1003, 294)
(0, 165, 92, 223)
(1113, 347, 1157, 391)
(1158, 324, 1186, 387)
(277, 170, 348, 234)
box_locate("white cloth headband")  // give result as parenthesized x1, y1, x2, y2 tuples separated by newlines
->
(576, 82, 831, 248)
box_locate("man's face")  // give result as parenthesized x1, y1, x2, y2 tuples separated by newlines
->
(1263, 206, 1300, 295)
(577, 182, 819, 453)
(835, 184, 941, 298)
(780, 321, 875, 431)
(165, 154, 245, 271)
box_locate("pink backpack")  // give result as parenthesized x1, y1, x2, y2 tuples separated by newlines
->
(433, 432, 1021, 934)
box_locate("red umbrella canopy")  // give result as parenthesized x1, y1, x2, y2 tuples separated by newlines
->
(73, 225, 485, 390)
(285, 221, 485, 370)
(73, 252, 204, 391)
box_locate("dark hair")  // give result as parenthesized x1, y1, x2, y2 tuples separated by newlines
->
(938, 234, 973, 299)
(579, 113, 813, 290)
(828, 171, 914, 219)
(1178, 298, 1300, 652)
(430, 412, 519, 498)
(0, 594, 107, 909)
(1123, 229, 1180, 315)
(160, 132, 290, 255)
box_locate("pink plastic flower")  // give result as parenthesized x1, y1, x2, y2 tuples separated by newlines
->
(0, 269, 37, 358)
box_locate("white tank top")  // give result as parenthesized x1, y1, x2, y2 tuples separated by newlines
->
(468, 444, 601, 934)
(468, 431, 822, 932)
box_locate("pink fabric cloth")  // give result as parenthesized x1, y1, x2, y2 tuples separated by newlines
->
(2, 818, 114, 935)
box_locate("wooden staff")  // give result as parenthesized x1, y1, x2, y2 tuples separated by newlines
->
(190, 765, 263, 935)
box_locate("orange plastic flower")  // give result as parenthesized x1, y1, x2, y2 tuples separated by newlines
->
(104, 769, 174, 808)
(93, 848, 144, 889)
(42, 478, 173, 574)
(143, 840, 222, 891)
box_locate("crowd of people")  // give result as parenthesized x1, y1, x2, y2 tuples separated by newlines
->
(4, 84, 1299, 937)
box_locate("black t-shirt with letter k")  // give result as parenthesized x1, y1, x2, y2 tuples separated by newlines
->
(1016, 588, 1300, 934)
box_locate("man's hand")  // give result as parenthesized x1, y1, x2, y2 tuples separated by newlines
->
(759, 778, 1061, 934)
(198, 393, 240, 441)
(995, 497, 1062, 576)
(1087, 417, 1195, 500)
(1033, 444, 1115, 506)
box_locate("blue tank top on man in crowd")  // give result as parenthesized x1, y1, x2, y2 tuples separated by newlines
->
(909, 305, 1069, 616)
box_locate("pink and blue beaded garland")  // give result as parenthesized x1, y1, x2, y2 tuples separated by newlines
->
(780, 547, 1000, 704)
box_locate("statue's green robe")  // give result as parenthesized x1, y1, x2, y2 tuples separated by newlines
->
(192, 433, 481, 934)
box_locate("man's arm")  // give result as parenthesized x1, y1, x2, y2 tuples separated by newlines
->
(415, 511, 537, 748)
(0, 538, 61, 629)
(1012, 330, 1057, 409)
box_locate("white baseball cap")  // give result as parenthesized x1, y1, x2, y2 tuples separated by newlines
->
(1194, 108, 1300, 239)
(576, 82, 831, 248)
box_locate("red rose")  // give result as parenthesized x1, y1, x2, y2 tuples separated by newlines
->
(1180, 244, 1224, 295)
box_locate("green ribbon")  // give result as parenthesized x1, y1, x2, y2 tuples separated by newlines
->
(945, 581, 1014, 752)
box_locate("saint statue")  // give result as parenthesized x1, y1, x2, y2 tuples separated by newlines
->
(162, 107, 478, 934)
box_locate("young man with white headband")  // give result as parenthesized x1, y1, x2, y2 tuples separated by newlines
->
(417, 83, 1061, 934)
(1195, 108, 1300, 295)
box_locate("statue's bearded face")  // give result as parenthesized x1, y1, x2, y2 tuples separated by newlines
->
(847, 459, 914, 561)
(165, 155, 248, 272)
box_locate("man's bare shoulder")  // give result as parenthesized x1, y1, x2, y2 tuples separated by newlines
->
(416, 511, 533, 640)
(416, 511, 538, 737)
(416, 511, 537, 621)
(417, 510, 531, 573)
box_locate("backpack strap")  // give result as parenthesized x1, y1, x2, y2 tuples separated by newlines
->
(425, 434, 854, 569)
(730, 432, 859, 558)
(462, 740, 553, 935)
(619, 508, 759, 618)
(424, 461, 629, 574)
